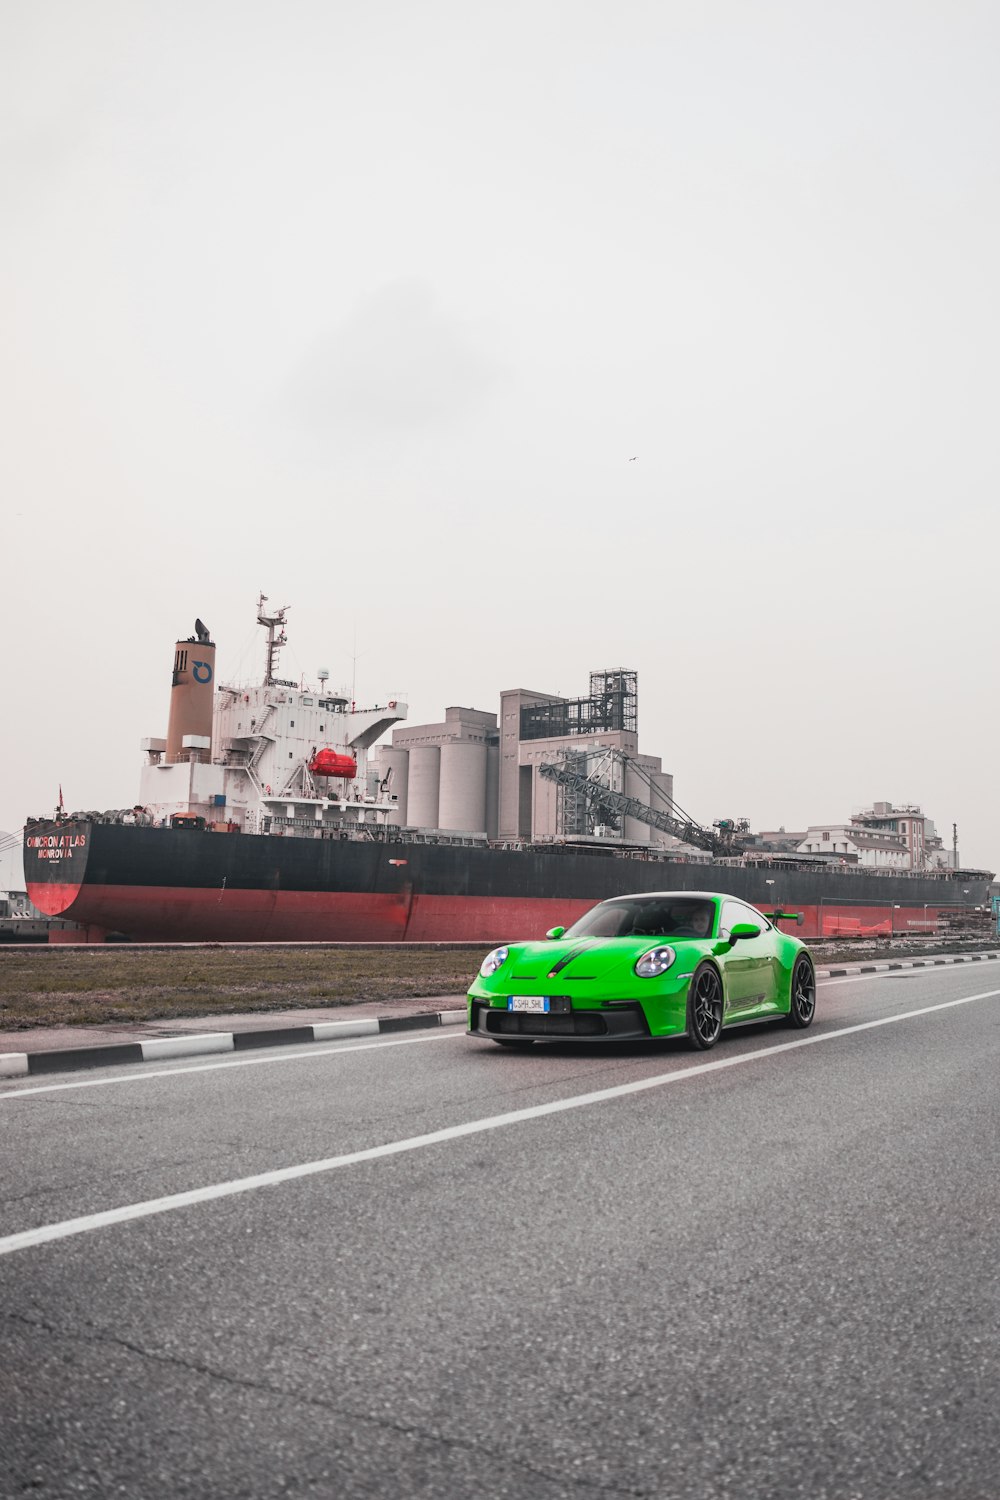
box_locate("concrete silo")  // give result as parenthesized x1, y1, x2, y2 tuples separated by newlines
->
(439, 742, 488, 833)
(623, 759, 653, 845)
(650, 771, 675, 815)
(374, 746, 410, 826)
(648, 772, 677, 849)
(485, 744, 500, 840)
(406, 746, 441, 829)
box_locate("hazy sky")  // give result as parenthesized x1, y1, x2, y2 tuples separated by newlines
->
(3, 1, 998, 872)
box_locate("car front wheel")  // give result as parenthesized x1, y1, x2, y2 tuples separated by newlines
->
(687, 963, 724, 1050)
(786, 955, 816, 1029)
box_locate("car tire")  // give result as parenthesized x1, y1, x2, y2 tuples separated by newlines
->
(785, 954, 816, 1029)
(686, 963, 724, 1050)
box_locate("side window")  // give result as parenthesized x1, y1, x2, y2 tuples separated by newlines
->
(720, 901, 769, 938)
(719, 901, 743, 939)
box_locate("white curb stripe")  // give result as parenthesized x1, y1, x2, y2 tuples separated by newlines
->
(2, 986, 998, 1259)
(311, 1019, 379, 1041)
(141, 1034, 234, 1061)
(0, 1010, 468, 1080)
(0, 1030, 464, 1098)
(816, 953, 998, 979)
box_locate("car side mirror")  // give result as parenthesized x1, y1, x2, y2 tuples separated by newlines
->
(546, 926, 565, 940)
(729, 922, 761, 942)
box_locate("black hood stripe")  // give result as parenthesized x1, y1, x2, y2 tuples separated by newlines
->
(547, 941, 598, 978)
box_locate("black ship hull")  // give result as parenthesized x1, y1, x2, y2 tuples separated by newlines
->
(23, 821, 990, 943)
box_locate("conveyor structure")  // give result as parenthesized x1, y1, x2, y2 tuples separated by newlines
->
(538, 751, 749, 857)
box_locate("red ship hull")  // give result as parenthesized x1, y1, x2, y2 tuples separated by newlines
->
(25, 820, 984, 945)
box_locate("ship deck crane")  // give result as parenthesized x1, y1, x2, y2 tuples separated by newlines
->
(538, 751, 749, 858)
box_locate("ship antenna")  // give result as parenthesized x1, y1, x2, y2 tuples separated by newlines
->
(350, 623, 365, 712)
(257, 593, 289, 687)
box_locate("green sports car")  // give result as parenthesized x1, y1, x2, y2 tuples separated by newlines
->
(467, 891, 816, 1049)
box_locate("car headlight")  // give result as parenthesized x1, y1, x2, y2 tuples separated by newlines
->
(479, 946, 509, 977)
(634, 945, 676, 978)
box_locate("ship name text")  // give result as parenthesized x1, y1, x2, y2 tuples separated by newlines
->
(27, 833, 88, 861)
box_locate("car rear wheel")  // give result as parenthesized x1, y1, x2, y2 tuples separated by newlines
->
(786, 955, 816, 1029)
(687, 963, 723, 1050)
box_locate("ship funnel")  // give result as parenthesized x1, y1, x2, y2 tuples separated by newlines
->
(166, 623, 216, 763)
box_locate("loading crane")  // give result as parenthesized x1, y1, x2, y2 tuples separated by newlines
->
(538, 750, 749, 858)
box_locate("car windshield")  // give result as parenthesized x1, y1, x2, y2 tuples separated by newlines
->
(563, 898, 717, 940)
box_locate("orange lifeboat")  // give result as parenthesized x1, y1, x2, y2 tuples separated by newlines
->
(308, 749, 358, 779)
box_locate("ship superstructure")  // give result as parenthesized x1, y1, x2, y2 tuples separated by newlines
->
(137, 597, 408, 837)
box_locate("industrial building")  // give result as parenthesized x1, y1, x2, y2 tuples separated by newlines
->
(797, 803, 958, 871)
(372, 670, 678, 847)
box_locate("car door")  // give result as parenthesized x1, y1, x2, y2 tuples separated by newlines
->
(718, 901, 777, 1015)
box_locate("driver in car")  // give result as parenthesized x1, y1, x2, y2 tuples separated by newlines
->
(671, 905, 713, 938)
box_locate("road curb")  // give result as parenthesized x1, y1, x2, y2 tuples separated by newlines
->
(0, 1008, 468, 1079)
(817, 953, 998, 980)
(2, 950, 997, 1080)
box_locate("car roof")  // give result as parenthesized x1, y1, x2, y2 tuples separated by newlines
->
(601, 891, 743, 904)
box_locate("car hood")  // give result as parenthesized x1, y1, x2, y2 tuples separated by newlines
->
(495, 936, 702, 984)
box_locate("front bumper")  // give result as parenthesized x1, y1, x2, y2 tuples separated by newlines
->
(468, 996, 652, 1042)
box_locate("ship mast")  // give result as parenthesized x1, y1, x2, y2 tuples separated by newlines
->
(256, 594, 289, 687)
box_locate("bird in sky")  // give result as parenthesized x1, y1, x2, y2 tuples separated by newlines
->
(628, 456, 637, 461)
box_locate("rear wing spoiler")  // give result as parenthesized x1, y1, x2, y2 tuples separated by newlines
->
(764, 909, 804, 926)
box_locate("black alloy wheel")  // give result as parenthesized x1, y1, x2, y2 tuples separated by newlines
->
(687, 963, 724, 1050)
(786, 955, 816, 1029)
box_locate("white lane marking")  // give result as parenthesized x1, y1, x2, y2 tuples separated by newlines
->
(0, 964, 990, 1093)
(0, 1031, 464, 1099)
(2, 986, 998, 1259)
(0, 963, 990, 1093)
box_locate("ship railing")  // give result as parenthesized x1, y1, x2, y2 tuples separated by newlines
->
(355, 827, 486, 847)
(269, 815, 339, 834)
(496, 839, 711, 863)
(726, 857, 971, 880)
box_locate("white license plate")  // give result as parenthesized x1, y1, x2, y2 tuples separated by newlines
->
(508, 996, 550, 1013)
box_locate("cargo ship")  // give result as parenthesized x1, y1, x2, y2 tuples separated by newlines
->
(23, 602, 993, 943)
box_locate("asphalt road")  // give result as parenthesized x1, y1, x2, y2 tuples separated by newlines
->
(2, 964, 999, 1499)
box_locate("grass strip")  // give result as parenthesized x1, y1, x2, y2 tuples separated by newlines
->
(0, 948, 486, 1030)
(1, 937, 994, 1032)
